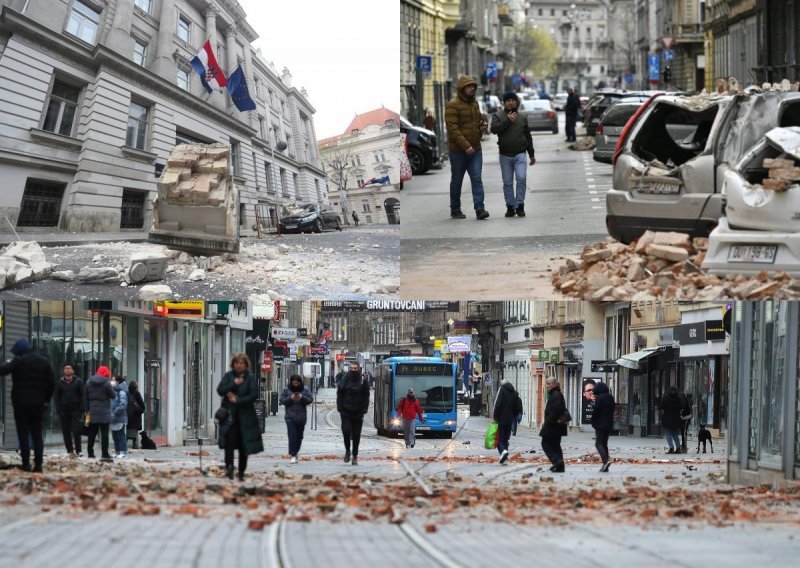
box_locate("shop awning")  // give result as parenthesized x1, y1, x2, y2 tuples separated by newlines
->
(616, 347, 662, 370)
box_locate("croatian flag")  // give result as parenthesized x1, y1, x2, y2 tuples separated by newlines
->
(362, 175, 391, 186)
(190, 40, 226, 94)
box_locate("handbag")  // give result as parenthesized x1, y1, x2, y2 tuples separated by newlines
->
(484, 422, 499, 450)
(214, 406, 230, 423)
(556, 409, 572, 426)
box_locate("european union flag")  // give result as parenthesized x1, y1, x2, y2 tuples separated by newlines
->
(226, 64, 256, 112)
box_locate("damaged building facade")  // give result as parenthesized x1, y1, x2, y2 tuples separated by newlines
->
(0, 300, 252, 450)
(0, 0, 327, 236)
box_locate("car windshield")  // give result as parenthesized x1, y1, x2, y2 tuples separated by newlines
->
(289, 204, 316, 215)
(522, 100, 551, 110)
(602, 104, 640, 127)
(394, 376, 454, 413)
(720, 92, 800, 164)
(631, 101, 721, 166)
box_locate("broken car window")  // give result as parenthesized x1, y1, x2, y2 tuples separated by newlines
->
(632, 103, 719, 167)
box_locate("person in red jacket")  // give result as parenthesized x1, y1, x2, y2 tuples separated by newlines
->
(397, 389, 425, 448)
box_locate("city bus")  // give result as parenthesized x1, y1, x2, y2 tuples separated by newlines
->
(374, 356, 457, 438)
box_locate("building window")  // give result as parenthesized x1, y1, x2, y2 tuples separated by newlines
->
(253, 77, 261, 98)
(230, 141, 241, 176)
(264, 161, 274, 192)
(133, 40, 147, 66)
(759, 301, 787, 466)
(374, 151, 386, 163)
(268, 89, 274, 107)
(356, 174, 364, 187)
(271, 124, 278, 146)
(120, 189, 146, 229)
(259, 117, 266, 139)
(239, 203, 246, 226)
(66, 0, 101, 44)
(134, 0, 152, 14)
(287, 134, 293, 157)
(293, 173, 299, 197)
(280, 169, 288, 197)
(42, 80, 81, 137)
(177, 15, 191, 43)
(177, 68, 189, 90)
(362, 199, 371, 213)
(551, 9, 555, 16)
(538, 8, 542, 16)
(17, 179, 66, 227)
(281, 100, 288, 118)
(126, 101, 149, 150)
(315, 179, 321, 202)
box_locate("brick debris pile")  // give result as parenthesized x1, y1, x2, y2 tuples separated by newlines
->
(157, 144, 231, 206)
(552, 230, 800, 300)
(757, 158, 800, 191)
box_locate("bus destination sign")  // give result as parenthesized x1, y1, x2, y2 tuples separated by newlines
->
(396, 364, 450, 375)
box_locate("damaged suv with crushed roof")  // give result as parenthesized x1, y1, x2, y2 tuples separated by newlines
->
(606, 89, 800, 244)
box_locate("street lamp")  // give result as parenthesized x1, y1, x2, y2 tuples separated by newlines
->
(271, 139, 288, 235)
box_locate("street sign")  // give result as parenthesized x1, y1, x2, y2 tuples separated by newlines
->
(660, 35, 675, 49)
(260, 361, 270, 373)
(648, 54, 660, 82)
(486, 61, 497, 80)
(664, 49, 674, 62)
(433, 350, 442, 358)
(311, 346, 329, 355)
(416, 55, 432, 73)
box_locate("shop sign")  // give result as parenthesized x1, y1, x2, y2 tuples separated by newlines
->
(271, 327, 297, 339)
(447, 335, 471, 353)
(549, 347, 560, 362)
(705, 320, 725, 341)
(675, 322, 705, 345)
(538, 350, 549, 361)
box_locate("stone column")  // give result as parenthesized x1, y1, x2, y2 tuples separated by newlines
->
(205, 3, 221, 106)
(225, 24, 239, 74)
(105, 0, 135, 56)
(153, 0, 177, 80)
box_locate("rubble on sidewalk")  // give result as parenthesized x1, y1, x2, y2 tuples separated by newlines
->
(0, 241, 53, 289)
(139, 284, 173, 300)
(569, 137, 595, 151)
(552, 230, 800, 300)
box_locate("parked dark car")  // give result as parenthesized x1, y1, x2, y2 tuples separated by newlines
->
(279, 203, 342, 233)
(400, 116, 440, 175)
(584, 90, 653, 136)
(593, 101, 645, 163)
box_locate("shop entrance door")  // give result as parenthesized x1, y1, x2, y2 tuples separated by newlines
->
(144, 358, 162, 434)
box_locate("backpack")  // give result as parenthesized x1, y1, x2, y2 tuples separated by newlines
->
(514, 392, 523, 417)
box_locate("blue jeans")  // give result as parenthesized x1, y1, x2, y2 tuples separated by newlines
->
(286, 420, 305, 456)
(565, 114, 577, 140)
(499, 153, 528, 207)
(449, 150, 485, 212)
(402, 418, 416, 447)
(664, 427, 681, 450)
(497, 420, 514, 454)
(112, 427, 127, 455)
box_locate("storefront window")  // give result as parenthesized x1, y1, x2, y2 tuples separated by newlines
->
(730, 303, 743, 456)
(143, 319, 167, 434)
(748, 302, 761, 459)
(108, 314, 124, 378)
(126, 317, 139, 383)
(759, 301, 786, 467)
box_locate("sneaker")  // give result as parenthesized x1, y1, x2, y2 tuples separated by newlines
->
(32, 465, 43, 473)
(344, 450, 351, 463)
(666, 448, 675, 454)
(118, 453, 126, 459)
(290, 456, 298, 464)
(516, 204, 525, 217)
(600, 461, 611, 472)
(410, 443, 414, 448)
(451, 210, 467, 219)
(505, 206, 516, 217)
(476, 208, 490, 220)
(352, 457, 358, 466)
(499, 450, 509, 464)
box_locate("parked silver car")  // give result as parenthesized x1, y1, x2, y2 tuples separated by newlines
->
(606, 89, 800, 243)
(593, 101, 644, 164)
(553, 92, 569, 111)
(522, 99, 558, 134)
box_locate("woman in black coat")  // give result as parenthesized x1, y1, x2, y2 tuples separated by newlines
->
(217, 353, 263, 480)
(659, 385, 684, 454)
(540, 377, 568, 472)
(279, 374, 313, 464)
(126, 381, 146, 449)
(590, 382, 615, 472)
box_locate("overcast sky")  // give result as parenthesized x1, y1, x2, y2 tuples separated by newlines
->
(238, 0, 399, 140)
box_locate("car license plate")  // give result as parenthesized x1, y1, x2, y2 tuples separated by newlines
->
(635, 179, 681, 194)
(727, 245, 777, 264)
(284, 225, 297, 230)
(417, 426, 431, 431)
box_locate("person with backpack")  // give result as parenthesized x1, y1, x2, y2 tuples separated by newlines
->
(280, 374, 313, 464)
(126, 381, 145, 449)
(493, 379, 523, 464)
(540, 377, 568, 472)
(54, 363, 84, 457)
(110, 376, 129, 459)
(0, 339, 56, 472)
(397, 388, 425, 448)
(590, 382, 615, 472)
(336, 362, 370, 465)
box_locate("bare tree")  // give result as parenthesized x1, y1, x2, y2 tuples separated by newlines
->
(319, 136, 357, 225)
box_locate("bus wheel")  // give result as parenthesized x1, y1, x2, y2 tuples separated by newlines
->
(445, 431, 453, 439)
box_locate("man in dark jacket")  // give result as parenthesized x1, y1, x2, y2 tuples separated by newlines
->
(446, 75, 489, 220)
(0, 339, 56, 472)
(84, 365, 115, 460)
(126, 381, 145, 449)
(54, 363, 84, 457)
(493, 379, 523, 464)
(590, 382, 615, 471)
(491, 92, 536, 218)
(540, 377, 568, 472)
(280, 374, 313, 464)
(336, 363, 370, 465)
(660, 385, 684, 454)
(564, 88, 580, 142)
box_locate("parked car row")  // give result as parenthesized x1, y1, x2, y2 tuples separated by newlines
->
(400, 115, 440, 176)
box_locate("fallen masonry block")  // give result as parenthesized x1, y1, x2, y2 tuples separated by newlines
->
(138, 284, 173, 300)
(188, 269, 206, 281)
(77, 267, 120, 284)
(763, 158, 795, 169)
(762, 178, 792, 191)
(125, 252, 168, 284)
(51, 270, 76, 281)
(652, 231, 692, 250)
(645, 244, 690, 262)
(581, 247, 613, 265)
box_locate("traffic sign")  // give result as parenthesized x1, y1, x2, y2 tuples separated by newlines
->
(664, 49, 674, 62)
(486, 61, 497, 80)
(260, 361, 271, 373)
(648, 54, 660, 82)
(416, 55, 432, 73)
(433, 350, 442, 358)
(659, 35, 675, 50)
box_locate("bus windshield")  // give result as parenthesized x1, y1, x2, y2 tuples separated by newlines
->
(394, 376, 454, 413)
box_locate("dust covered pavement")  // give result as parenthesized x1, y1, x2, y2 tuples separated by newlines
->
(0, 226, 399, 300)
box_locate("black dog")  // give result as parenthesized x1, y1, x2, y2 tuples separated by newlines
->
(140, 431, 157, 450)
(697, 424, 713, 454)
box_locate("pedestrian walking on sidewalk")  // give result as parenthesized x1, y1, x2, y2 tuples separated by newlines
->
(540, 377, 567, 472)
(54, 363, 84, 457)
(84, 366, 115, 460)
(352, 211, 359, 226)
(564, 88, 580, 142)
(397, 389, 425, 448)
(446, 75, 490, 220)
(126, 381, 145, 449)
(679, 393, 692, 453)
(280, 374, 313, 464)
(110, 376, 129, 458)
(491, 92, 536, 218)
(0, 339, 56, 472)
(660, 385, 683, 454)
(336, 362, 370, 465)
(590, 382, 615, 472)
(217, 353, 264, 481)
(493, 379, 523, 464)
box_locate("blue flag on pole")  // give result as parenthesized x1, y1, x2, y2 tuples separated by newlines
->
(226, 65, 256, 112)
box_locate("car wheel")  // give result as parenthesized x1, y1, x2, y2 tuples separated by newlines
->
(408, 147, 427, 175)
(314, 218, 324, 233)
(552, 128, 558, 134)
(336, 218, 342, 231)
